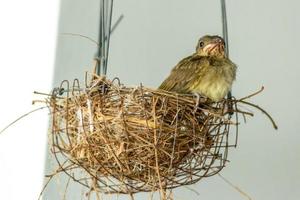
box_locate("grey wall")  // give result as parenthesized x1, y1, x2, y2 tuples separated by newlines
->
(44, 0, 300, 199)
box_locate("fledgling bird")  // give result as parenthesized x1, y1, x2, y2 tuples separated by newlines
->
(159, 35, 236, 102)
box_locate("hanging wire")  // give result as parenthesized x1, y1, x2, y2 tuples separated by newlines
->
(221, 0, 233, 115)
(100, 0, 105, 73)
(96, 0, 114, 76)
(60, 1, 123, 77)
(221, 0, 229, 57)
(104, 0, 114, 75)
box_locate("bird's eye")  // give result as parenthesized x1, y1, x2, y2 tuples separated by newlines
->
(199, 41, 204, 48)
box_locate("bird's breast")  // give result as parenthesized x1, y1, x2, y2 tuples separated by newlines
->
(191, 62, 236, 102)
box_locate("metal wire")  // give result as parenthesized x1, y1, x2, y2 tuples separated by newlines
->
(104, 0, 114, 75)
(221, 0, 229, 57)
(221, 0, 233, 115)
(96, 0, 114, 76)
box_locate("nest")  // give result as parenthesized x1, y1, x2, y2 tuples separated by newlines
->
(41, 74, 277, 198)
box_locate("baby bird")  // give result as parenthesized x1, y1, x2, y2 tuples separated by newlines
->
(159, 35, 236, 102)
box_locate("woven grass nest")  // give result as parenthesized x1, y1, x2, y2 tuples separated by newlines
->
(43, 74, 277, 198)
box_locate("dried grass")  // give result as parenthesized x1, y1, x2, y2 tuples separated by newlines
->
(39, 74, 277, 199)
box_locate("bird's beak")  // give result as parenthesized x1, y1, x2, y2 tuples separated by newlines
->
(204, 39, 225, 54)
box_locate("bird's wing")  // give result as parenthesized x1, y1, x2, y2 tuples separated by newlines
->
(158, 55, 208, 93)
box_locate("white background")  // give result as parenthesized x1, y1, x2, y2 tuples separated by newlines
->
(1, 0, 300, 200)
(0, 1, 58, 200)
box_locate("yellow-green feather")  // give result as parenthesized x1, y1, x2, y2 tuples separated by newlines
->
(159, 54, 236, 102)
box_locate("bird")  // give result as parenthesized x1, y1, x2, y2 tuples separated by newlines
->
(158, 35, 236, 102)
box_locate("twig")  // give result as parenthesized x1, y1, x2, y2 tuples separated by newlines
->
(239, 100, 278, 130)
(239, 86, 265, 101)
(217, 172, 252, 200)
(0, 106, 48, 135)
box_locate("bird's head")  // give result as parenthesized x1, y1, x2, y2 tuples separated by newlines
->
(196, 35, 226, 58)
